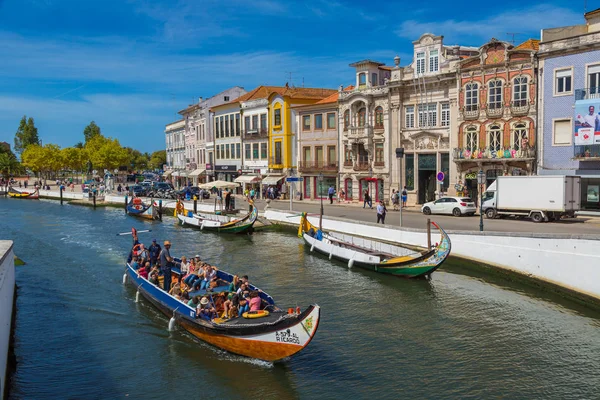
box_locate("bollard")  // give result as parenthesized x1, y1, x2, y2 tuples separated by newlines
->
(158, 200, 163, 221)
(193, 199, 197, 214)
(60, 185, 63, 205)
(427, 218, 431, 249)
(93, 193, 97, 208)
(125, 195, 128, 213)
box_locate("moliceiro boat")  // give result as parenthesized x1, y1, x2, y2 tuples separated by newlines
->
(8, 187, 39, 199)
(298, 213, 451, 278)
(126, 197, 159, 220)
(123, 261, 320, 362)
(177, 200, 258, 234)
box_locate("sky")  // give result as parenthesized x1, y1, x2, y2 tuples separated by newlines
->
(0, 0, 588, 154)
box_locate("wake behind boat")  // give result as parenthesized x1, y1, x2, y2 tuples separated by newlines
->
(298, 213, 451, 278)
(8, 187, 39, 199)
(177, 200, 258, 234)
(123, 252, 320, 362)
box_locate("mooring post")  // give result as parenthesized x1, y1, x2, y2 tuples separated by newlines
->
(427, 218, 431, 249)
(158, 200, 163, 221)
(193, 198, 197, 214)
(93, 193, 97, 209)
(125, 195, 128, 213)
(60, 185, 64, 205)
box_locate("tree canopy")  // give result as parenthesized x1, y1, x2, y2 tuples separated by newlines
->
(83, 121, 102, 144)
(149, 150, 166, 170)
(85, 135, 129, 172)
(14, 116, 40, 154)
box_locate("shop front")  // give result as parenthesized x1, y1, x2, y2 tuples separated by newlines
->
(359, 177, 383, 202)
(262, 174, 286, 199)
(312, 175, 337, 200)
(581, 175, 600, 211)
(234, 169, 262, 198)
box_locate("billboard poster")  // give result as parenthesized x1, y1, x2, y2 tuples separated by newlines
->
(574, 99, 600, 145)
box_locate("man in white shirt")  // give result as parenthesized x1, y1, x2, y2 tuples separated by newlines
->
(577, 105, 598, 128)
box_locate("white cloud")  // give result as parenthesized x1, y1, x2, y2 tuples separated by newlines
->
(396, 4, 583, 44)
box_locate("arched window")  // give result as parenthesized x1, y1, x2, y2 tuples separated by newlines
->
(464, 126, 478, 152)
(465, 82, 479, 111)
(513, 76, 528, 106)
(358, 108, 366, 127)
(488, 80, 503, 109)
(487, 124, 502, 151)
(374, 106, 384, 128)
(343, 110, 350, 131)
(512, 122, 528, 150)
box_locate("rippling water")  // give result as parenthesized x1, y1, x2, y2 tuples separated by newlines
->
(3, 198, 600, 399)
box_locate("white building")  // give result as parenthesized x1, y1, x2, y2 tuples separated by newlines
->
(165, 119, 186, 171)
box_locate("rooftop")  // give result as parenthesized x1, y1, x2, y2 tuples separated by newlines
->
(515, 39, 540, 51)
(349, 59, 385, 67)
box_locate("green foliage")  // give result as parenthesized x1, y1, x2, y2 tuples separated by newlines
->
(83, 121, 102, 143)
(149, 150, 167, 170)
(85, 135, 128, 171)
(14, 116, 40, 154)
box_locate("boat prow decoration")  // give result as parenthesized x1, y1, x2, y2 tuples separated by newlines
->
(177, 200, 258, 234)
(298, 212, 451, 278)
(126, 197, 159, 220)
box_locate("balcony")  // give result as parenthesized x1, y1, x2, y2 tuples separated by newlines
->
(485, 104, 504, 118)
(453, 146, 536, 161)
(243, 128, 268, 140)
(354, 162, 371, 171)
(575, 87, 600, 101)
(510, 100, 530, 116)
(298, 160, 339, 172)
(347, 124, 373, 139)
(269, 156, 283, 169)
(373, 161, 385, 167)
(343, 160, 353, 167)
(461, 105, 479, 120)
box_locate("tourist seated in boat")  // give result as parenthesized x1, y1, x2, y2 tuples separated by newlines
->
(228, 275, 241, 292)
(179, 256, 189, 275)
(221, 293, 238, 319)
(193, 265, 217, 291)
(148, 270, 159, 286)
(169, 276, 185, 298)
(138, 262, 149, 280)
(188, 295, 200, 309)
(131, 256, 140, 270)
(249, 291, 262, 311)
(233, 291, 250, 315)
(183, 261, 200, 287)
(197, 297, 217, 321)
(138, 244, 150, 266)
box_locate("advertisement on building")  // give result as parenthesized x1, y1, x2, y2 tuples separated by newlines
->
(574, 99, 600, 145)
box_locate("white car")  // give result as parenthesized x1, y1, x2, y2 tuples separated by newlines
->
(421, 196, 477, 217)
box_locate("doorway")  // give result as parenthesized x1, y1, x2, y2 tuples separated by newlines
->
(418, 154, 437, 204)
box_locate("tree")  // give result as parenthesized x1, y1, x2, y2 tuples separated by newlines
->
(83, 121, 101, 143)
(85, 135, 128, 172)
(61, 147, 86, 172)
(0, 153, 18, 176)
(149, 150, 167, 170)
(14, 116, 40, 154)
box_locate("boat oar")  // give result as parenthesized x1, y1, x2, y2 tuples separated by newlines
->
(116, 229, 152, 236)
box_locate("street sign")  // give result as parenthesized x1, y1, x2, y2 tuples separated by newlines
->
(436, 171, 445, 182)
(286, 177, 304, 182)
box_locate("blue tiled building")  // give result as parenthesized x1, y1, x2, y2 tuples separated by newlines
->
(538, 8, 600, 210)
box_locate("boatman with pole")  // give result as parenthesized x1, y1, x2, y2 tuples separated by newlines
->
(159, 240, 179, 291)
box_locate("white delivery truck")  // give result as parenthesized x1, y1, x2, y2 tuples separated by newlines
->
(481, 176, 581, 222)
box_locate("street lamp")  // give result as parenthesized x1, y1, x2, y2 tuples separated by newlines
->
(477, 169, 485, 232)
(318, 172, 324, 230)
(395, 147, 404, 227)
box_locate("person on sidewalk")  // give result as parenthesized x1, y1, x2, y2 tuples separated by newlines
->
(376, 201, 387, 224)
(328, 185, 335, 204)
(401, 186, 408, 208)
(363, 190, 372, 209)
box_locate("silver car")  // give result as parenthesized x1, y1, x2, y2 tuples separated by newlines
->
(421, 197, 477, 217)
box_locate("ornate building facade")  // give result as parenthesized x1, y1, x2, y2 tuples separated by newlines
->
(455, 39, 538, 199)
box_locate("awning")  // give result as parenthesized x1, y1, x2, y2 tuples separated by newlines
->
(188, 168, 206, 177)
(162, 170, 173, 177)
(234, 174, 262, 184)
(172, 171, 188, 177)
(262, 175, 285, 185)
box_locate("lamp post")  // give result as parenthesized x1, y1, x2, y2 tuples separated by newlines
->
(318, 172, 324, 230)
(477, 169, 485, 232)
(395, 147, 404, 227)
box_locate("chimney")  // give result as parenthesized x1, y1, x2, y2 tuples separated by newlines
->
(198, 97, 203, 103)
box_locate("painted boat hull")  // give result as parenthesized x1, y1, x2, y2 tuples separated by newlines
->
(8, 189, 39, 199)
(126, 200, 158, 220)
(124, 264, 320, 362)
(299, 214, 451, 278)
(177, 204, 258, 234)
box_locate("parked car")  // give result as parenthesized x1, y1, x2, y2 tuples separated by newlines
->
(178, 186, 210, 199)
(421, 196, 476, 217)
(151, 182, 173, 191)
(130, 185, 147, 197)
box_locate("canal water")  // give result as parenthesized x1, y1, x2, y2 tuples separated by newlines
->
(3, 198, 600, 399)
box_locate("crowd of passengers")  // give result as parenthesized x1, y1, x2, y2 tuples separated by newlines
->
(129, 238, 263, 321)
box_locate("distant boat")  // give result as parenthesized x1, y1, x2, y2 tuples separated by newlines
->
(123, 260, 320, 362)
(177, 201, 258, 234)
(126, 197, 159, 220)
(298, 213, 451, 278)
(8, 187, 39, 199)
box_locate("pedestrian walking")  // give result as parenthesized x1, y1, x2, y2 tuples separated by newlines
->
(328, 185, 335, 204)
(363, 190, 372, 209)
(376, 201, 387, 224)
(401, 186, 408, 208)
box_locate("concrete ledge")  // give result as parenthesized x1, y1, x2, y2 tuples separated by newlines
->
(0, 241, 15, 400)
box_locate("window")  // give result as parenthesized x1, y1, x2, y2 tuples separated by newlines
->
(418, 104, 427, 127)
(220, 144, 225, 159)
(315, 146, 323, 162)
(488, 80, 503, 109)
(216, 144, 220, 159)
(358, 108, 366, 126)
(441, 103, 450, 127)
(236, 143, 241, 159)
(245, 144, 251, 159)
(303, 146, 311, 162)
(216, 118, 220, 138)
(427, 103, 437, 126)
(512, 122, 528, 150)
(327, 113, 335, 129)
(375, 143, 384, 164)
(372, 73, 378, 87)
(235, 114, 240, 135)
(405, 105, 415, 128)
(252, 115, 258, 130)
(404, 154, 414, 190)
(225, 115, 229, 137)
(315, 114, 323, 130)
(465, 82, 479, 111)
(553, 119, 572, 145)
(465, 126, 479, 152)
(244, 116, 250, 132)
(250, 143, 257, 160)
(487, 124, 502, 151)
(588, 64, 600, 95)
(375, 106, 384, 129)
(302, 115, 311, 131)
(260, 143, 267, 159)
(328, 145, 336, 165)
(513, 76, 528, 106)
(224, 96, 230, 101)
(555, 69, 572, 95)
(274, 109, 281, 126)
(344, 147, 353, 164)
(416, 51, 425, 75)
(225, 144, 230, 159)
(344, 110, 350, 130)
(429, 49, 439, 72)
(260, 114, 267, 131)
(274, 141, 282, 164)
(358, 73, 366, 86)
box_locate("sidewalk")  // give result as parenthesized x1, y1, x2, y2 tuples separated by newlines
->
(257, 197, 422, 213)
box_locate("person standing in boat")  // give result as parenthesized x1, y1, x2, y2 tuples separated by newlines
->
(159, 240, 179, 291)
(148, 239, 161, 267)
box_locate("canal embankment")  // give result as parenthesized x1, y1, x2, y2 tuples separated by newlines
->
(0, 241, 15, 400)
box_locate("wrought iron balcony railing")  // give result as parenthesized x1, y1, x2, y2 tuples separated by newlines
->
(298, 160, 339, 172)
(575, 87, 600, 101)
(510, 100, 530, 116)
